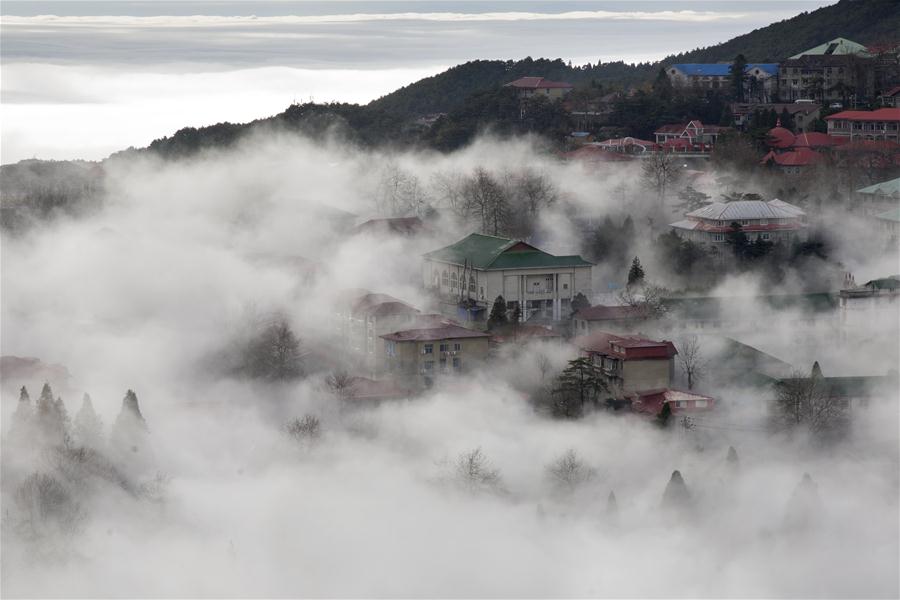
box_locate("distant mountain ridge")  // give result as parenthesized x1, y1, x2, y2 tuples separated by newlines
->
(369, 0, 899, 118)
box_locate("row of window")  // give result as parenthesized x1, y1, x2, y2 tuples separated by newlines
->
(440, 271, 477, 292)
(423, 343, 462, 354)
(423, 358, 462, 371)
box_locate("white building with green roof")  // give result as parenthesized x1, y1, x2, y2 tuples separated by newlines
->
(789, 37, 870, 59)
(423, 233, 593, 323)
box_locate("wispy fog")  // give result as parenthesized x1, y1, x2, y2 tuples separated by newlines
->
(2, 131, 898, 597)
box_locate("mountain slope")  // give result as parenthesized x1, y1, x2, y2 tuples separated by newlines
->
(665, 0, 900, 64)
(369, 0, 900, 118)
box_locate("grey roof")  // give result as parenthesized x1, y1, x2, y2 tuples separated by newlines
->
(857, 177, 900, 197)
(686, 199, 804, 221)
(669, 219, 700, 231)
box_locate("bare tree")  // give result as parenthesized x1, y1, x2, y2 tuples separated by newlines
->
(430, 171, 467, 221)
(676, 334, 707, 390)
(462, 168, 509, 236)
(453, 447, 503, 494)
(642, 150, 681, 205)
(285, 414, 322, 443)
(617, 283, 670, 320)
(326, 370, 357, 402)
(545, 449, 595, 495)
(774, 363, 849, 438)
(375, 162, 426, 217)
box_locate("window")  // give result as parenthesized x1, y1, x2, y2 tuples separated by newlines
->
(762, 233, 770, 240)
(452, 357, 461, 370)
(450, 272, 457, 289)
(439, 358, 447, 371)
(423, 344, 433, 355)
(453, 343, 461, 352)
(469, 275, 476, 292)
(713, 234, 724, 242)
(695, 399, 708, 408)
(442, 271, 449, 287)
(439, 343, 449, 352)
(423, 361, 434, 371)
(563, 283, 569, 290)
(386, 341, 396, 357)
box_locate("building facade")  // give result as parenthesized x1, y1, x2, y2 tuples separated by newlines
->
(779, 38, 875, 103)
(666, 63, 779, 102)
(505, 77, 574, 100)
(654, 120, 731, 150)
(825, 108, 900, 142)
(380, 324, 491, 388)
(423, 233, 593, 324)
(574, 331, 677, 395)
(669, 199, 807, 246)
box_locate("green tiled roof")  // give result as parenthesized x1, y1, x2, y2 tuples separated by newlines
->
(425, 233, 592, 270)
(857, 177, 900, 196)
(875, 208, 900, 223)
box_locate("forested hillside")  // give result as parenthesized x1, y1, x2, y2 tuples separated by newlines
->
(368, 58, 653, 117)
(664, 0, 900, 64)
(369, 0, 899, 119)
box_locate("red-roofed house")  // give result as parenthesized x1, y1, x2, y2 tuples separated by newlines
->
(654, 120, 731, 150)
(573, 305, 647, 334)
(381, 324, 491, 387)
(573, 331, 677, 394)
(505, 77, 574, 100)
(825, 108, 900, 142)
(629, 388, 715, 415)
(761, 147, 827, 175)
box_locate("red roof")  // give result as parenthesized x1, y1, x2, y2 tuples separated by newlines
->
(792, 132, 837, 148)
(574, 305, 645, 321)
(562, 145, 635, 162)
(381, 324, 491, 342)
(629, 388, 715, 415)
(766, 126, 796, 149)
(770, 147, 826, 166)
(506, 76, 573, 89)
(882, 85, 900, 98)
(825, 108, 900, 122)
(574, 331, 677, 360)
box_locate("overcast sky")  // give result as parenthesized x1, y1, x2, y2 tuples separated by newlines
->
(1, 1, 836, 162)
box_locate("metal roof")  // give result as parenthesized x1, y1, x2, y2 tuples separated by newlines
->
(790, 37, 869, 59)
(857, 177, 900, 197)
(686, 200, 804, 221)
(876, 207, 900, 223)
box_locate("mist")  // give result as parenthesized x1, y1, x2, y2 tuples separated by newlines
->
(2, 127, 899, 598)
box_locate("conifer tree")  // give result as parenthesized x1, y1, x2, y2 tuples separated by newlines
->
(73, 393, 104, 450)
(606, 490, 618, 517)
(10, 386, 33, 434)
(109, 389, 152, 473)
(487, 295, 508, 329)
(662, 470, 691, 510)
(35, 383, 67, 446)
(627, 257, 645, 287)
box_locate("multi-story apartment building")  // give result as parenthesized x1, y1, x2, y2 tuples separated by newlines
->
(825, 108, 900, 142)
(666, 63, 779, 102)
(423, 233, 593, 323)
(669, 199, 807, 246)
(574, 331, 677, 395)
(381, 324, 491, 388)
(778, 38, 874, 103)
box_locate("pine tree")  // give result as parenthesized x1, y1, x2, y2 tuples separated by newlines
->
(35, 383, 67, 446)
(509, 302, 521, 325)
(726, 446, 739, 466)
(73, 393, 104, 450)
(487, 295, 507, 329)
(570, 292, 590, 316)
(109, 390, 152, 474)
(11, 386, 33, 433)
(551, 357, 608, 418)
(606, 490, 618, 517)
(730, 54, 748, 101)
(627, 257, 645, 287)
(662, 470, 691, 510)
